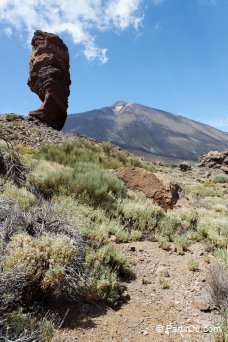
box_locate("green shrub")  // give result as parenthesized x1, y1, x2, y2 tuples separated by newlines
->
(36, 140, 156, 172)
(213, 174, 228, 184)
(29, 160, 73, 197)
(118, 194, 164, 232)
(3, 233, 82, 297)
(211, 322, 228, 342)
(173, 236, 189, 255)
(155, 234, 170, 251)
(0, 182, 36, 210)
(185, 184, 218, 198)
(30, 160, 125, 206)
(72, 163, 125, 205)
(159, 276, 170, 289)
(197, 215, 228, 249)
(214, 249, 228, 269)
(2, 308, 54, 341)
(157, 212, 181, 239)
(84, 245, 132, 306)
(187, 259, 199, 271)
(5, 113, 20, 122)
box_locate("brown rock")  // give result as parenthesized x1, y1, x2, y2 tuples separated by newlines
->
(192, 301, 211, 312)
(197, 150, 228, 175)
(221, 165, 228, 174)
(178, 162, 192, 172)
(28, 30, 71, 130)
(113, 167, 180, 210)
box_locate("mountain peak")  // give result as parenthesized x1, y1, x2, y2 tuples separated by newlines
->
(112, 101, 128, 113)
(64, 102, 228, 162)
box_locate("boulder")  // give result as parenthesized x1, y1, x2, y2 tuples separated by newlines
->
(178, 161, 192, 172)
(28, 30, 71, 130)
(113, 167, 181, 210)
(197, 151, 228, 174)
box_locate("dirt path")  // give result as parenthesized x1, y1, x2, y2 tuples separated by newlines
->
(53, 241, 221, 342)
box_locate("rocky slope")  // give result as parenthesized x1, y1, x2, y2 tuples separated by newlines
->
(64, 101, 228, 162)
(0, 117, 227, 342)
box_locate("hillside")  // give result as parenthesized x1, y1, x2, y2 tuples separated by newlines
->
(64, 101, 228, 162)
(0, 115, 227, 341)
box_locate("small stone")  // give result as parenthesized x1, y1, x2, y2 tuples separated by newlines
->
(142, 277, 152, 285)
(121, 291, 131, 302)
(143, 330, 149, 336)
(129, 245, 136, 252)
(192, 301, 211, 312)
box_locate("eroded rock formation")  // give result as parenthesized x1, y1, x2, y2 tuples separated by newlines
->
(113, 167, 181, 210)
(197, 150, 228, 175)
(28, 30, 71, 130)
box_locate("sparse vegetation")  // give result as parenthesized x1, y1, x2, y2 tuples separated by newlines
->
(159, 276, 170, 289)
(83, 245, 132, 306)
(0, 132, 227, 340)
(5, 113, 20, 122)
(213, 174, 228, 184)
(187, 259, 199, 271)
(36, 140, 156, 172)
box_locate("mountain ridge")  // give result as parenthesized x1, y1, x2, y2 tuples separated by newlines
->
(64, 102, 228, 162)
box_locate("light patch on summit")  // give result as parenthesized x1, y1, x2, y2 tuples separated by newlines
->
(113, 101, 127, 113)
(114, 105, 124, 112)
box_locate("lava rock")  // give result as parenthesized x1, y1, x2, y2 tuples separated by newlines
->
(28, 30, 71, 130)
(197, 151, 228, 174)
(113, 167, 181, 210)
(179, 162, 192, 172)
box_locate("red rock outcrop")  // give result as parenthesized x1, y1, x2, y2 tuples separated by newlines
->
(28, 30, 71, 130)
(113, 167, 181, 210)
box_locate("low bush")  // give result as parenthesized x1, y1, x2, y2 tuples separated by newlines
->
(36, 140, 156, 172)
(187, 259, 199, 271)
(155, 234, 170, 251)
(2, 233, 84, 300)
(72, 163, 125, 205)
(5, 113, 20, 122)
(0, 308, 54, 341)
(30, 160, 125, 206)
(159, 276, 170, 289)
(208, 263, 228, 318)
(212, 174, 228, 184)
(173, 236, 189, 255)
(185, 184, 218, 198)
(0, 182, 36, 210)
(83, 245, 132, 306)
(118, 194, 164, 233)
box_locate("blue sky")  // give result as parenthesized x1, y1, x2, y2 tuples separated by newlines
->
(0, 0, 228, 131)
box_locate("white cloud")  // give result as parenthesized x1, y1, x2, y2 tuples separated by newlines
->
(2, 26, 12, 37)
(0, 0, 143, 63)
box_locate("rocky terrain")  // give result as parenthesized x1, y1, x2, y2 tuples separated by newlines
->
(63, 101, 228, 163)
(54, 241, 222, 342)
(197, 151, 228, 176)
(28, 30, 71, 130)
(0, 114, 80, 147)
